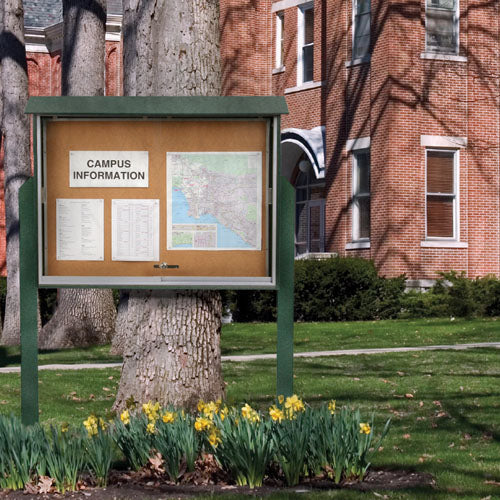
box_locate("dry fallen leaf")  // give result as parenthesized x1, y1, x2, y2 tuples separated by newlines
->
(403, 434, 411, 439)
(433, 400, 442, 407)
(102, 387, 111, 392)
(149, 453, 164, 473)
(405, 393, 414, 399)
(419, 401, 424, 407)
(38, 476, 54, 494)
(484, 481, 500, 486)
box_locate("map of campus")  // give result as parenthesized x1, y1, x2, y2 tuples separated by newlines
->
(166, 152, 262, 250)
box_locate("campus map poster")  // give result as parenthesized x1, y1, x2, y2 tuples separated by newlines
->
(166, 152, 262, 251)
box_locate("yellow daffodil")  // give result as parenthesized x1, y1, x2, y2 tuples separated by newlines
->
(61, 422, 69, 433)
(285, 395, 305, 413)
(208, 429, 221, 447)
(219, 406, 228, 421)
(203, 401, 219, 419)
(278, 395, 284, 404)
(197, 400, 206, 413)
(241, 403, 260, 422)
(269, 405, 284, 422)
(120, 409, 131, 425)
(328, 400, 336, 415)
(142, 401, 161, 422)
(359, 422, 371, 434)
(162, 411, 175, 424)
(146, 422, 156, 434)
(83, 415, 98, 437)
(194, 417, 212, 432)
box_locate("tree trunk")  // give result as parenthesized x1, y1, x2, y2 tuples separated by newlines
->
(110, 291, 130, 355)
(0, 0, 31, 345)
(38, 288, 115, 348)
(40, 0, 116, 348)
(114, 0, 223, 410)
(114, 290, 223, 409)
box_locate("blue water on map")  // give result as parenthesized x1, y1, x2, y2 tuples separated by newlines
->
(172, 189, 251, 248)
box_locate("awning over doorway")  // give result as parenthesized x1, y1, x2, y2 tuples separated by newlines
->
(281, 126, 325, 180)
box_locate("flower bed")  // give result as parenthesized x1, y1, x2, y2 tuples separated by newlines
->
(0, 396, 390, 494)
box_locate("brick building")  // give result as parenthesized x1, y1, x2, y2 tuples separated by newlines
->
(15, 0, 500, 284)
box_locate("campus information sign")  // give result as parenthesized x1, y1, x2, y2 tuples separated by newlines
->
(26, 96, 288, 288)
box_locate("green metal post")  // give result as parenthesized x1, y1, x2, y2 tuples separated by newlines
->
(276, 170, 295, 398)
(19, 177, 39, 425)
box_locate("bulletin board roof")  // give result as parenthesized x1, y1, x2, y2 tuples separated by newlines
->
(25, 96, 289, 118)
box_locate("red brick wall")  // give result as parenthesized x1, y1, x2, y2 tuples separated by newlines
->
(3, 2, 499, 282)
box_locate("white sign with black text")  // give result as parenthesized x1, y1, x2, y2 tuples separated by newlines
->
(69, 151, 149, 188)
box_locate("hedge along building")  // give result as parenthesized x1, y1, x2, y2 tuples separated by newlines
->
(6, 0, 500, 286)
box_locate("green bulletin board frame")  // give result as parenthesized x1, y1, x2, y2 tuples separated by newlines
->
(21, 96, 294, 425)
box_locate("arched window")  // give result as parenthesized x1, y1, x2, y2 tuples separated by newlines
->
(294, 158, 325, 256)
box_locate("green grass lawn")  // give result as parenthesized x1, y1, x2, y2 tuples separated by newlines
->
(1, 348, 499, 499)
(1, 317, 499, 368)
(221, 317, 500, 356)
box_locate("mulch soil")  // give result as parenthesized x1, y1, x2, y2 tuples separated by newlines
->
(0, 454, 435, 499)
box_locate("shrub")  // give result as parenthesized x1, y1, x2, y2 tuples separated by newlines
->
(227, 257, 406, 322)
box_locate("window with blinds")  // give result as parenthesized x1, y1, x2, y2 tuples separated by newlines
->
(298, 4, 314, 85)
(426, 0, 458, 54)
(353, 0, 370, 59)
(353, 149, 370, 241)
(426, 150, 456, 238)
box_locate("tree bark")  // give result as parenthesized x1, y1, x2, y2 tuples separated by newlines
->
(40, 0, 116, 349)
(114, 290, 223, 409)
(0, 0, 31, 345)
(114, 0, 223, 411)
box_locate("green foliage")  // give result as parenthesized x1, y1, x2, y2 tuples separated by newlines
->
(84, 427, 114, 487)
(44, 426, 85, 493)
(211, 409, 274, 488)
(112, 413, 153, 471)
(227, 257, 405, 322)
(153, 411, 200, 482)
(0, 414, 47, 490)
(271, 409, 312, 486)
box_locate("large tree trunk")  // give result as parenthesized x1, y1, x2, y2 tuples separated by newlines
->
(0, 0, 31, 345)
(39, 0, 116, 349)
(39, 289, 116, 348)
(114, 0, 223, 410)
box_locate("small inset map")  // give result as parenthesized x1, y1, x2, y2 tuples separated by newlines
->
(167, 152, 262, 250)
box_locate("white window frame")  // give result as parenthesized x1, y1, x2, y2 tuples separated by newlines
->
(425, 0, 459, 55)
(352, 0, 371, 61)
(425, 148, 459, 240)
(297, 2, 314, 86)
(352, 148, 370, 242)
(275, 12, 285, 69)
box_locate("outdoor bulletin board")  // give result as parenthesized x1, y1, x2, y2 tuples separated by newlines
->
(21, 96, 294, 426)
(26, 96, 289, 288)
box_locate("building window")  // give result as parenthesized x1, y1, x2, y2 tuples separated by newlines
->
(275, 12, 284, 68)
(297, 3, 314, 85)
(352, 149, 370, 241)
(426, 149, 457, 238)
(426, 0, 458, 54)
(295, 164, 325, 255)
(353, 0, 370, 60)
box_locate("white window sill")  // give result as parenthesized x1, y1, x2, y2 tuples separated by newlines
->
(421, 240, 468, 248)
(345, 55, 371, 68)
(272, 66, 286, 75)
(346, 241, 370, 250)
(284, 81, 324, 94)
(420, 52, 467, 63)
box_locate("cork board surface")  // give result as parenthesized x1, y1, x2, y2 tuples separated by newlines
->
(44, 119, 269, 277)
